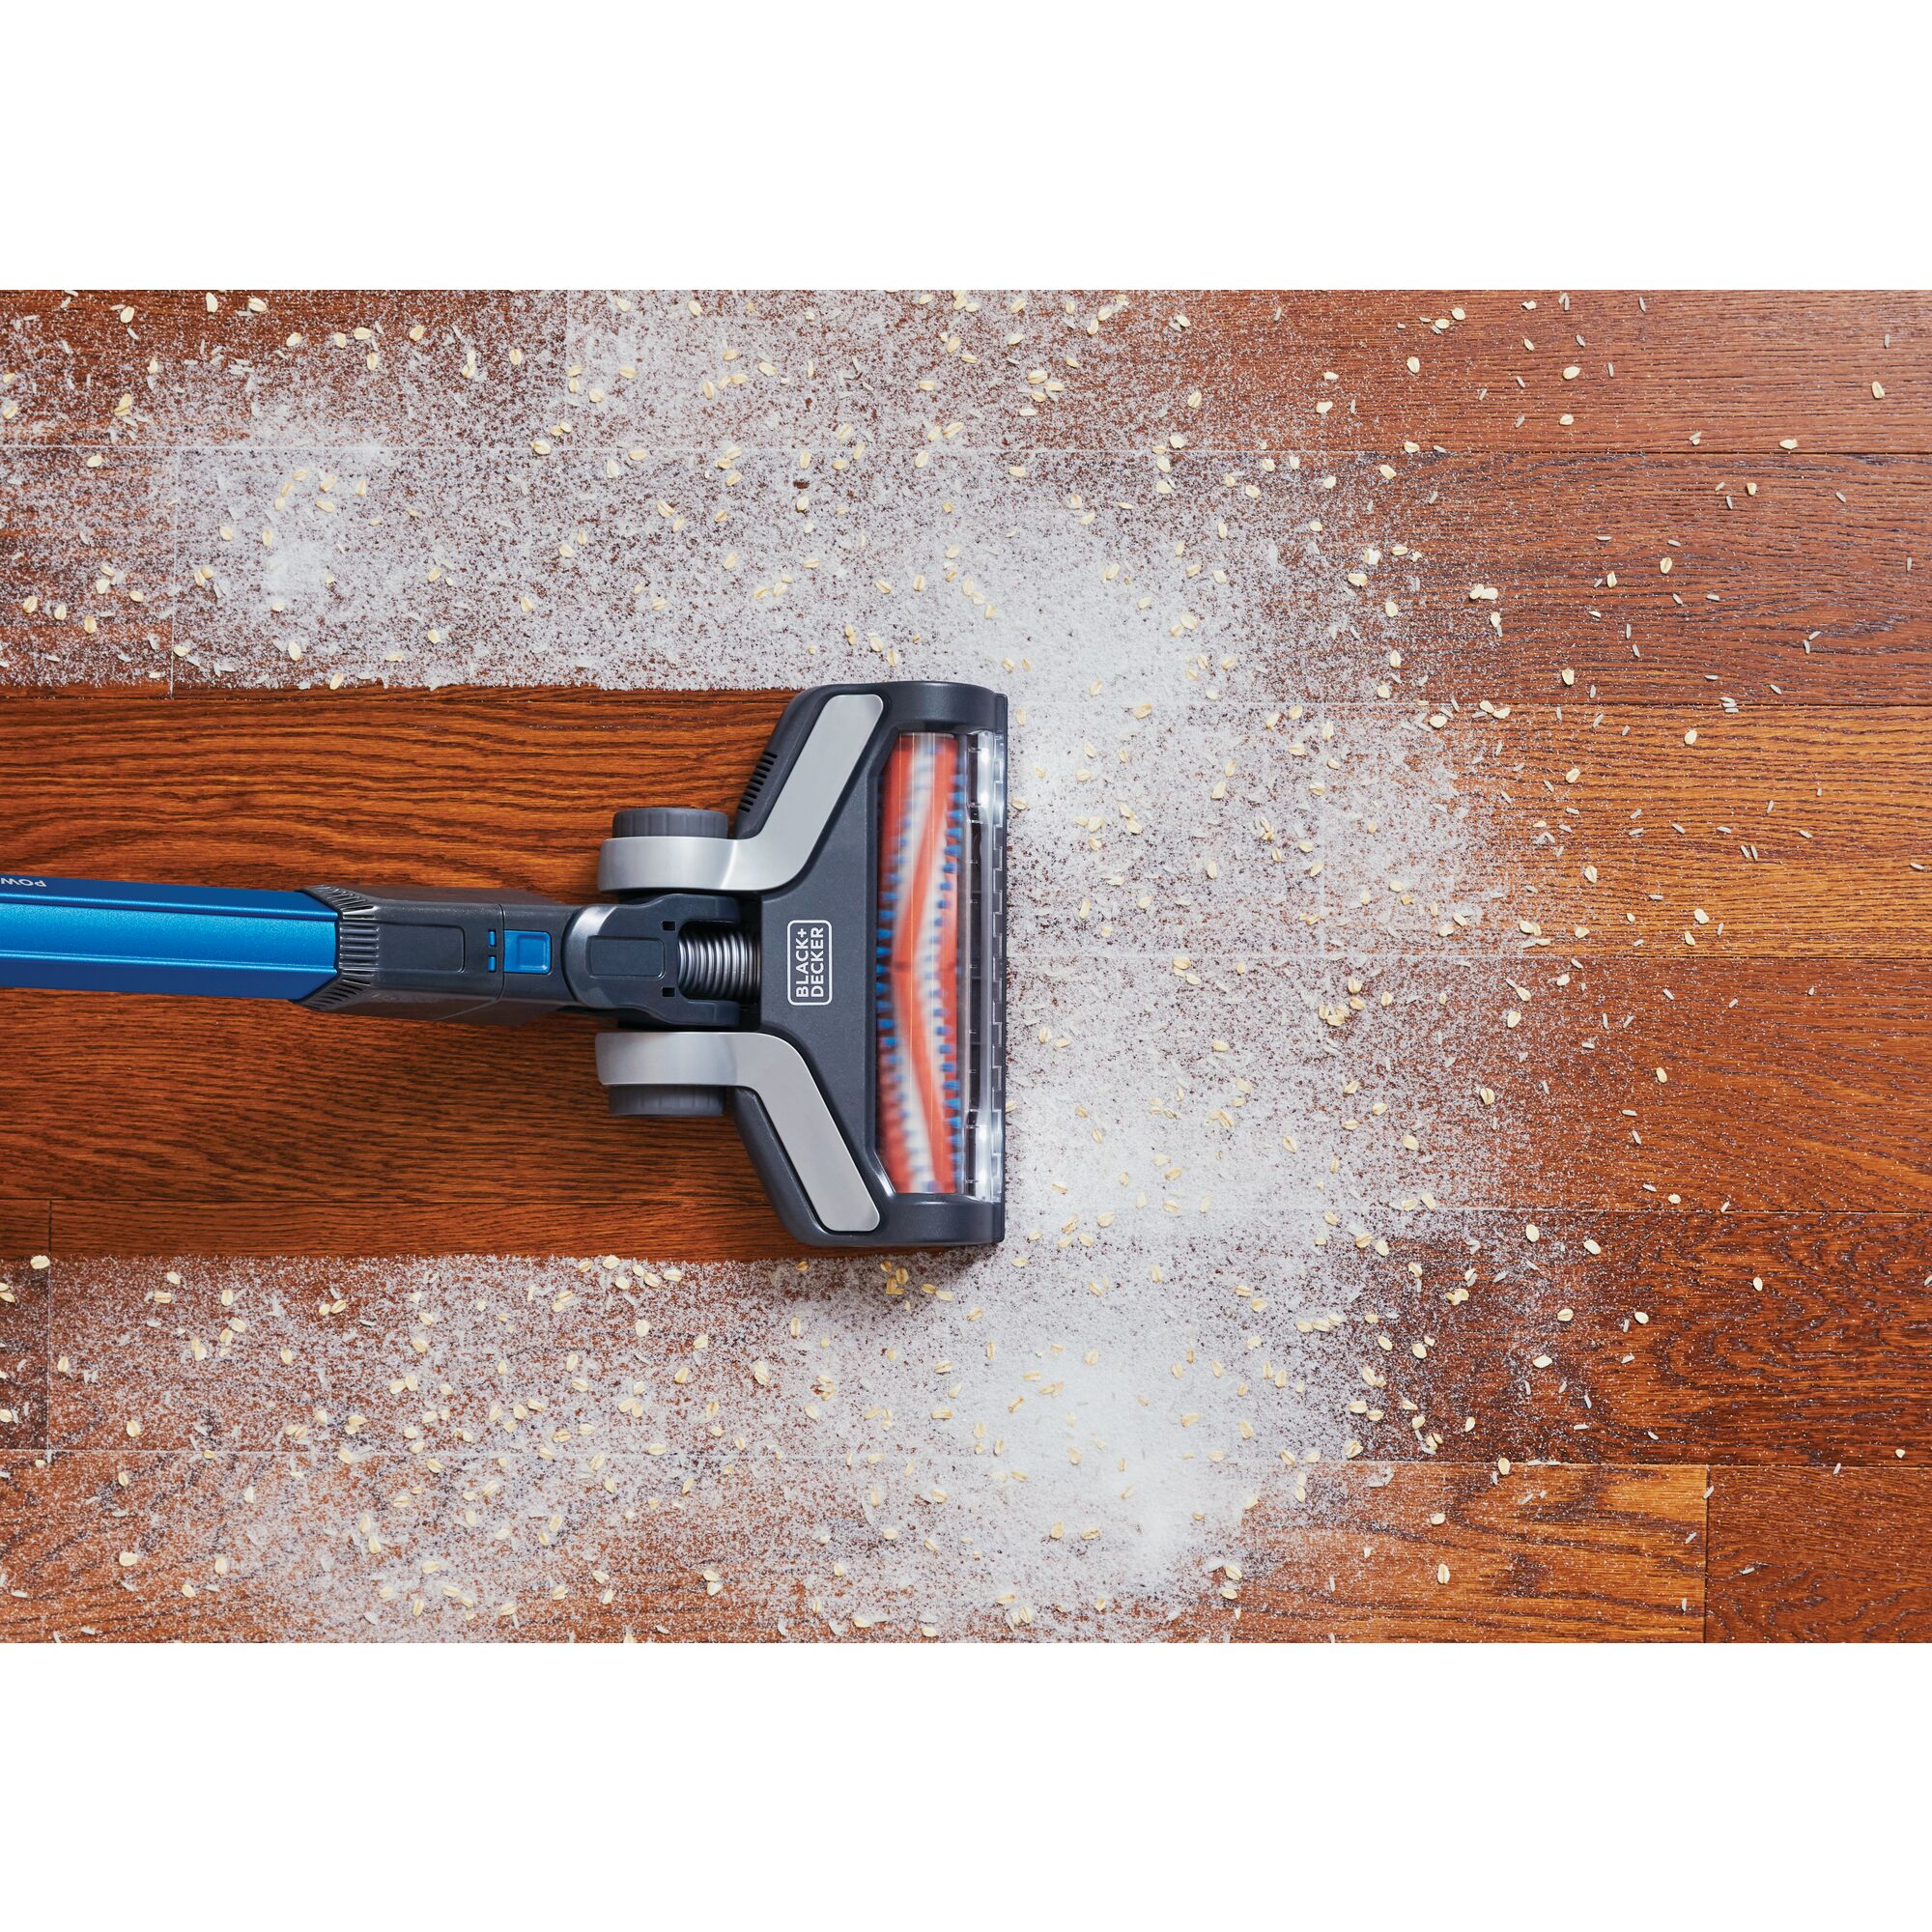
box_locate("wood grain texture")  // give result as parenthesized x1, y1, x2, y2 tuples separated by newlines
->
(0, 1205, 50, 1252)
(1347, 451, 1932, 703)
(1464, 705, 1932, 955)
(1086, 292, 1930, 457)
(5, 290, 1926, 453)
(5, 290, 1929, 1642)
(3, 954, 1924, 1246)
(1312, 1212, 1932, 1467)
(49, 1196, 796, 1260)
(8, 451, 1928, 702)
(0, 290, 560, 445)
(3, 692, 1927, 953)
(29, 1213, 1927, 1486)
(1706, 1467, 1932, 1639)
(40, 1226, 1923, 1469)
(0, 1452, 1704, 1641)
(1209, 1463, 1706, 1640)
(0, 689, 784, 900)
(1401, 954, 1932, 1212)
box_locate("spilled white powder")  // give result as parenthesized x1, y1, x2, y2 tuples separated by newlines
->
(6, 292, 1538, 1636)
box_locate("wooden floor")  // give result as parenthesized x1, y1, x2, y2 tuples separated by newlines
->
(2, 290, 1929, 1639)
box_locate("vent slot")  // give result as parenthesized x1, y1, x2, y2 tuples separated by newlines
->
(737, 746, 780, 821)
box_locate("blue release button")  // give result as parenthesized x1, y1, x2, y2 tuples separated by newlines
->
(504, 928, 552, 975)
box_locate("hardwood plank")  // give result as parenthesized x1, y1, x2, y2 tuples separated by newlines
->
(0, 688, 781, 899)
(5, 951, 1928, 1254)
(16, 292, 1925, 457)
(0, 1450, 1701, 1640)
(565, 291, 1932, 456)
(1705, 1467, 1932, 1639)
(1122, 292, 1932, 456)
(1206, 1463, 1705, 1640)
(3, 690, 1926, 955)
(0, 997, 783, 1222)
(52, 1196, 793, 1260)
(44, 1214, 1925, 1469)
(1, 290, 562, 445)
(1309, 946, 1921, 1225)
(1406, 955, 1932, 1211)
(146, 446, 1925, 706)
(0, 1205, 49, 1252)
(0, 1449, 724, 1641)
(44, 1251, 734, 1453)
(8, 447, 1927, 701)
(1359, 451, 1932, 704)
(1313, 1212, 1932, 1467)
(1462, 704, 1932, 956)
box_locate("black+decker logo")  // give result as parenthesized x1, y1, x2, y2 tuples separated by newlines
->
(786, 919, 832, 1005)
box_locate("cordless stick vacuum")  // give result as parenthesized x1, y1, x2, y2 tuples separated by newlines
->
(0, 682, 1008, 1249)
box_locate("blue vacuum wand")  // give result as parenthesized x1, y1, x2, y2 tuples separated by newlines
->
(0, 681, 1008, 1250)
(0, 877, 343, 1000)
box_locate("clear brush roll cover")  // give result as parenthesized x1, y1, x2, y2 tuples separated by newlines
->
(874, 727, 1005, 1205)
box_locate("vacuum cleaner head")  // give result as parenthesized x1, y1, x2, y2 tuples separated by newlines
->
(0, 681, 1008, 1250)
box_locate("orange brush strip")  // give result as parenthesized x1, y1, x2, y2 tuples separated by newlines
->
(876, 734, 961, 1194)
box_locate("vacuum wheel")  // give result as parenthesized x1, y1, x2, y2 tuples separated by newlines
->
(607, 1084, 725, 1119)
(603, 810, 735, 1118)
(610, 807, 731, 838)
